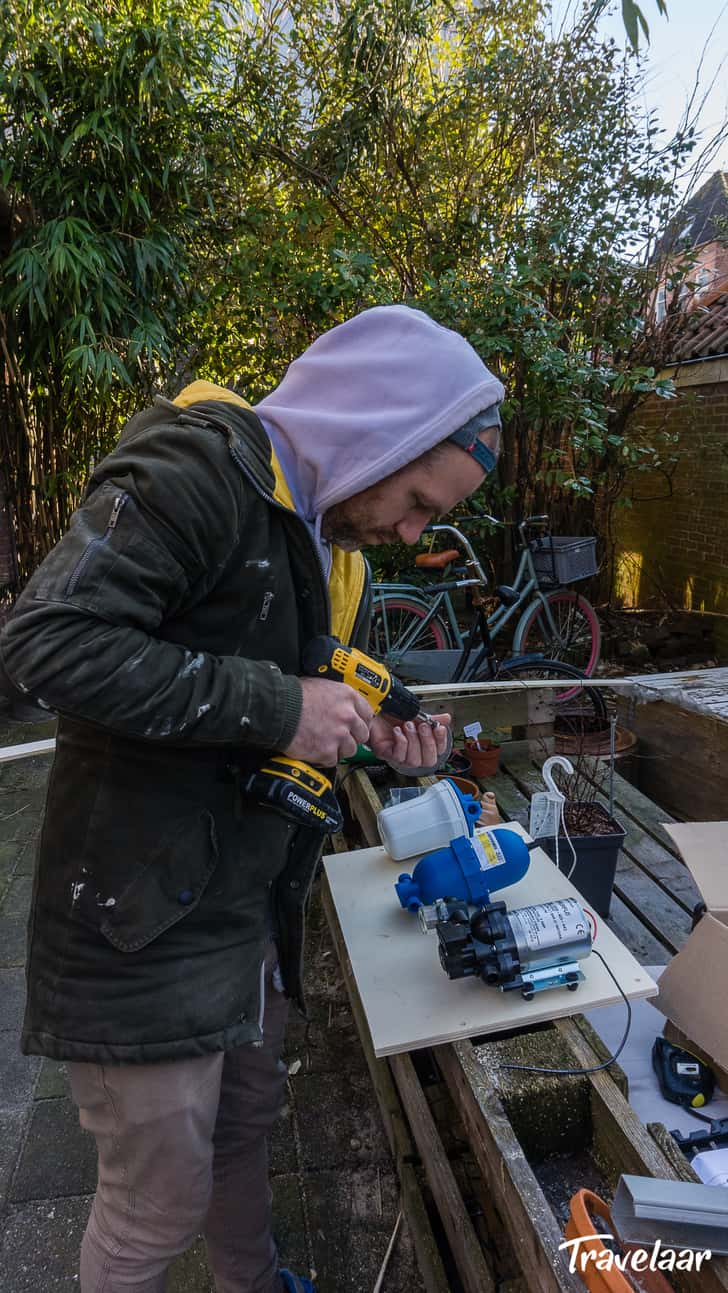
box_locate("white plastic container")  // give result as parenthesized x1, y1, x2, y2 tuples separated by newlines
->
(377, 778, 479, 861)
(692, 1148, 728, 1187)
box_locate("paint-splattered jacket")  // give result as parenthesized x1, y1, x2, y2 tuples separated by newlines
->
(0, 384, 370, 1063)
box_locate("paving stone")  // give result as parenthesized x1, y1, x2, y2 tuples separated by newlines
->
(0, 798, 44, 845)
(11, 1098, 97, 1202)
(0, 966, 26, 1032)
(0, 840, 20, 887)
(0, 1194, 90, 1291)
(270, 1097, 298, 1176)
(14, 837, 39, 876)
(283, 999, 368, 1078)
(1, 872, 34, 918)
(290, 1071, 390, 1171)
(167, 1237, 214, 1292)
(35, 1059, 70, 1101)
(1, 1179, 307, 1293)
(271, 1172, 309, 1276)
(0, 914, 27, 966)
(0, 1034, 39, 1113)
(305, 1167, 419, 1293)
(0, 1109, 28, 1203)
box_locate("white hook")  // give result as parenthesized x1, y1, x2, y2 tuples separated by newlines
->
(542, 755, 574, 798)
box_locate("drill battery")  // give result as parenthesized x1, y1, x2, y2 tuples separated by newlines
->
(241, 756, 343, 834)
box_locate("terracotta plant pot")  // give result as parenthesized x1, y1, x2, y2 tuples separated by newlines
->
(434, 772, 482, 802)
(463, 738, 501, 779)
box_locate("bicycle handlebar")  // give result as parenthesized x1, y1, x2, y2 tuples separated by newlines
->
(419, 522, 490, 588)
(444, 513, 504, 529)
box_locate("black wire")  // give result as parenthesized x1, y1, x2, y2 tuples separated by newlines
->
(499, 949, 632, 1076)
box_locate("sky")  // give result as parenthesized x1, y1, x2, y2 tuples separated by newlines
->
(553, 0, 728, 192)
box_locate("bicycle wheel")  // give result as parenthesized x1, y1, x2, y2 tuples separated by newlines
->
(368, 594, 452, 662)
(514, 591, 601, 676)
(487, 657, 608, 746)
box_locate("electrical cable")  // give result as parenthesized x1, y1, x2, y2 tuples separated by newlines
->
(561, 797, 578, 881)
(499, 949, 632, 1076)
(583, 906, 599, 941)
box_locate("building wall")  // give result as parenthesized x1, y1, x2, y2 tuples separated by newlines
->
(653, 239, 728, 321)
(611, 360, 728, 653)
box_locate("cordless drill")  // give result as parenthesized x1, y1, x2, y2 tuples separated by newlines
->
(240, 636, 436, 835)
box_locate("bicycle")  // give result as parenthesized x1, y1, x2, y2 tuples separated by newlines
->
(369, 513, 601, 677)
(368, 514, 605, 722)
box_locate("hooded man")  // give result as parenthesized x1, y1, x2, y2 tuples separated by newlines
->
(0, 304, 504, 1293)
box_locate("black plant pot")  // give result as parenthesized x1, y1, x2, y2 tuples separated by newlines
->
(536, 801, 626, 918)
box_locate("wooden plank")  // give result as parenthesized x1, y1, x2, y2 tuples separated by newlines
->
(607, 866, 692, 955)
(390, 1052, 496, 1293)
(411, 679, 641, 695)
(339, 768, 382, 847)
(606, 892, 671, 964)
(488, 767, 531, 827)
(438, 1041, 584, 1293)
(429, 690, 528, 736)
(616, 695, 728, 822)
(0, 738, 56, 764)
(322, 877, 451, 1293)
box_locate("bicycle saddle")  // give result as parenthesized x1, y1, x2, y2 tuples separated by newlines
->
(496, 584, 520, 606)
(415, 549, 460, 568)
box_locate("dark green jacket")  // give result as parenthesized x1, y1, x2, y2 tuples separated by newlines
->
(0, 388, 370, 1063)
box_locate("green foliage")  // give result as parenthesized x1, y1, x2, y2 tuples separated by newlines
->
(589, 0, 669, 53)
(0, 0, 233, 565)
(1, 0, 693, 579)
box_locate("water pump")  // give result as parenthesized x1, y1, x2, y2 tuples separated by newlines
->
(436, 897, 592, 1000)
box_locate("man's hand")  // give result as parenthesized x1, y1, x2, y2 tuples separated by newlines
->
(367, 712, 451, 772)
(282, 677, 373, 765)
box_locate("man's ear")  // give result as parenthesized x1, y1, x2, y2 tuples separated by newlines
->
(478, 425, 501, 458)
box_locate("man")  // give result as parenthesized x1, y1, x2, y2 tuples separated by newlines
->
(0, 304, 503, 1293)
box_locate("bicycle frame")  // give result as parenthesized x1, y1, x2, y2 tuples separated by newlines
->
(411, 521, 566, 647)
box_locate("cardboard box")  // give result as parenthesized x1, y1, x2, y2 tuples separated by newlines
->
(651, 822, 728, 1082)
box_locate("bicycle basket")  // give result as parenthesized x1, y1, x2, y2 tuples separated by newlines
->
(529, 535, 598, 586)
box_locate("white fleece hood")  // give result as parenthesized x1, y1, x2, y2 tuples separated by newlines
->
(254, 304, 504, 520)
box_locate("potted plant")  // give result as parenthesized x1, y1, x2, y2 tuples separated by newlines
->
(461, 725, 502, 779)
(534, 755, 626, 919)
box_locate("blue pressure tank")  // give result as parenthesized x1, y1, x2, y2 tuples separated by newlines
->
(395, 828, 530, 913)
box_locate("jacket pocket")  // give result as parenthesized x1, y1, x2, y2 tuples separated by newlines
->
(99, 810, 218, 953)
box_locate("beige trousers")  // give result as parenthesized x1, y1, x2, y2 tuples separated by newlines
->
(68, 946, 290, 1293)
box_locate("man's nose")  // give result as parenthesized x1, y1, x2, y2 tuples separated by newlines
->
(395, 516, 426, 545)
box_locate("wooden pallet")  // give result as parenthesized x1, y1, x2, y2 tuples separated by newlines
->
(325, 762, 728, 1293)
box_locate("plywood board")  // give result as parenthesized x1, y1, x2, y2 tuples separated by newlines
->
(323, 823, 657, 1058)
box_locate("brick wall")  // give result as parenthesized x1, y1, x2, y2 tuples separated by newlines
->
(611, 364, 728, 654)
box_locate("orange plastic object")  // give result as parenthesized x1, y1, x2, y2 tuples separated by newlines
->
(564, 1190, 674, 1293)
(414, 549, 460, 568)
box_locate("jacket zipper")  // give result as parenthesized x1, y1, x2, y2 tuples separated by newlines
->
(66, 491, 129, 596)
(226, 441, 332, 629)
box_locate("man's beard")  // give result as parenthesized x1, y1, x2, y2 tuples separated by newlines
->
(321, 502, 396, 550)
(320, 504, 363, 549)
